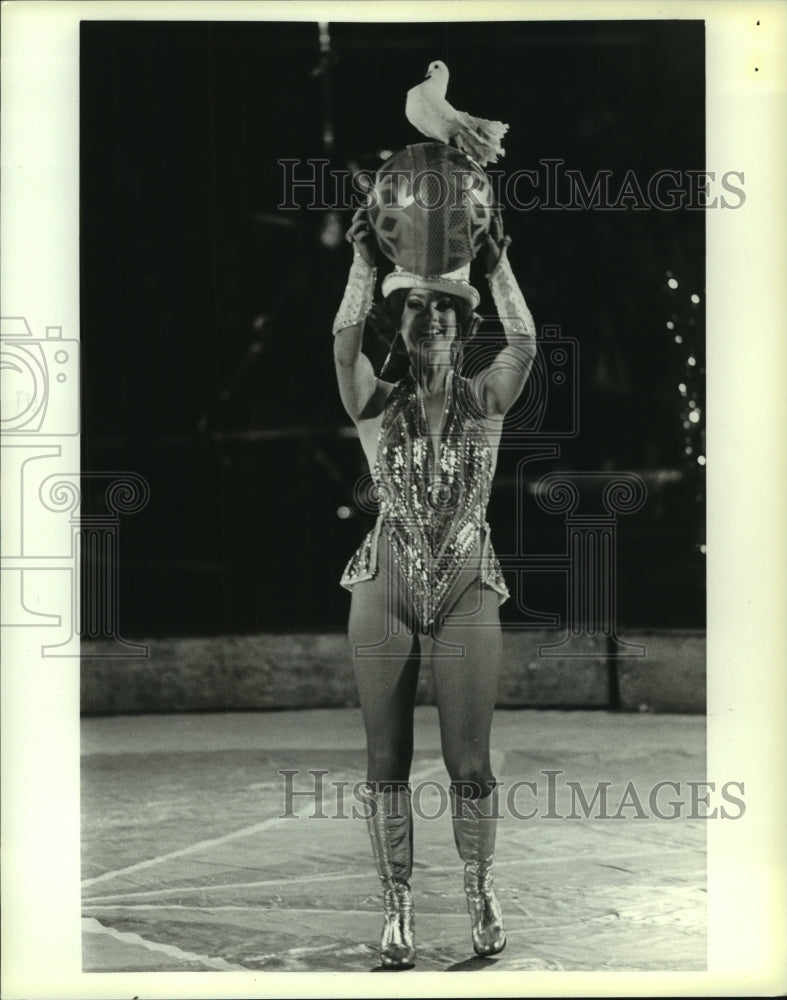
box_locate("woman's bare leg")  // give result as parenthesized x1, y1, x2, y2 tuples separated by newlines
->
(348, 544, 421, 788)
(424, 580, 502, 797)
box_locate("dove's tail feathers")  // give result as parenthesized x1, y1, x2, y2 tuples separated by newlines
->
(453, 112, 509, 166)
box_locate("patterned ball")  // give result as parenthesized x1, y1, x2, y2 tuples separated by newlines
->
(367, 143, 494, 275)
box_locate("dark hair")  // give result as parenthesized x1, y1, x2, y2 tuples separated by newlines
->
(369, 289, 478, 383)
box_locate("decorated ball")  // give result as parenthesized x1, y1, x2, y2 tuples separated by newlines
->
(367, 143, 495, 275)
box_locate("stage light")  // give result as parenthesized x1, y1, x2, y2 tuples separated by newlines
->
(689, 410, 701, 424)
(683, 420, 691, 430)
(336, 505, 353, 519)
(691, 293, 700, 304)
(666, 320, 675, 330)
(685, 445, 693, 455)
(320, 211, 344, 249)
(668, 278, 679, 290)
(674, 334, 683, 344)
(697, 455, 706, 466)
(678, 383, 687, 394)
(687, 356, 696, 366)
(699, 544, 707, 554)
(378, 149, 393, 160)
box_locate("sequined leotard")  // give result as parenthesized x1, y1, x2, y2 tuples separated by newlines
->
(340, 369, 509, 628)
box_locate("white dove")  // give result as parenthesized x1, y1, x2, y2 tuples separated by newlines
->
(405, 60, 508, 166)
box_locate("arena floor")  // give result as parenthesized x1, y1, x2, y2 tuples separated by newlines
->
(81, 708, 706, 974)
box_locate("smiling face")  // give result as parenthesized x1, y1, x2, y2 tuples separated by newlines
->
(399, 287, 459, 368)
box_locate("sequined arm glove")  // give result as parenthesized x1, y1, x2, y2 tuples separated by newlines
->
(475, 241, 538, 414)
(332, 245, 377, 336)
(486, 245, 537, 345)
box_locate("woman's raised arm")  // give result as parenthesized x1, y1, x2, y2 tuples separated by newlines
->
(473, 214, 538, 417)
(333, 210, 380, 422)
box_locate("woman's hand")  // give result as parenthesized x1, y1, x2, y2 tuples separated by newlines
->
(482, 208, 512, 274)
(345, 207, 377, 267)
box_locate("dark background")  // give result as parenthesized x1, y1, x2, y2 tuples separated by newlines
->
(80, 19, 705, 637)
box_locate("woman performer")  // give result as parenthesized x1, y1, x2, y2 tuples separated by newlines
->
(332, 206, 536, 967)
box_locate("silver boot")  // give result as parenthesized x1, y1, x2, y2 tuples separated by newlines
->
(451, 786, 506, 957)
(365, 785, 415, 968)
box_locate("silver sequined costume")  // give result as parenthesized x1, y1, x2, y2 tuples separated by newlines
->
(340, 368, 509, 628)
